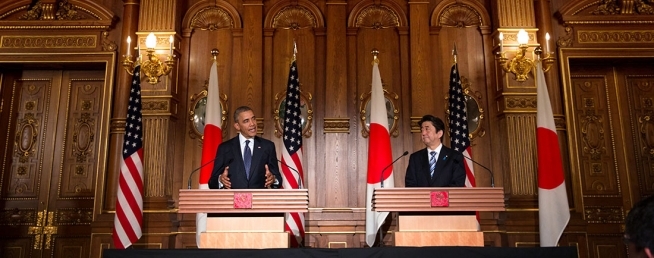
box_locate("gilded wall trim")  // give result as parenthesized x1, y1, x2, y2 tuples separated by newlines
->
(355, 5, 400, 29)
(577, 30, 654, 43)
(272, 5, 317, 29)
(0, 35, 96, 48)
(324, 118, 350, 133)
(410, 116, 421, 133)
(584, 206, 624, 223)
(190, 6, 234, 31)
(438, 3, 482, 28)
(507, 114, 537, 196)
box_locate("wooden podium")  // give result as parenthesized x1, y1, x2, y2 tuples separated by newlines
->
(179, 189, 308, 248)
(373, 187, 504, 247)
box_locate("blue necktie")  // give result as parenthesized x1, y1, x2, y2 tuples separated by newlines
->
(429, 151, 437, 178)
(244, 140, 252, 179)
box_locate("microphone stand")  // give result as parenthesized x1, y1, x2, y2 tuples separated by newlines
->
(380, 151, 409, 188)
(277, 158, 302, 189)
(378, 151, 409, 247)
(462, 155, 495, 187)
(187, 159, 217, 189)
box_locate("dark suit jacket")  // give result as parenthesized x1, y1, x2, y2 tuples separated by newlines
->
(405, 145, 466, 187)
(208, 135, 282, 189)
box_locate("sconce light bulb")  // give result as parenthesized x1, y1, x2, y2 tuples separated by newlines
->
(145, 32, 157, 49)
(499, 32, 503, 40)
(545, 33, 550, 41)
(169, 35, 174, 43)
(126, 36, 131, 44)
(517, 29, 529, 45)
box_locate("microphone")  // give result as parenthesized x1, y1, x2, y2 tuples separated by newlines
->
(461, 155, 495, 187)
(276, 158, 302, 189)
(187, 158, 231, 189)
(380, 151, 409, 188)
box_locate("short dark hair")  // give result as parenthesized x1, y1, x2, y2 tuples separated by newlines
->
(419, 115, 445, 133)
(625, 195, 654, 252)
(233, 106, 253, 122)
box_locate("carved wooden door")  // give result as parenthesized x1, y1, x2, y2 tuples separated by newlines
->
(0, 69, 106, 258)
(568, 59, 654, 258)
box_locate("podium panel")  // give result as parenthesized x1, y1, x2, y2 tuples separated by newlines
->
(179, 189, 308, 249)
(395, 231, 483, 246)
(373, 187, 504, 247)
(200, 232, 289, 248)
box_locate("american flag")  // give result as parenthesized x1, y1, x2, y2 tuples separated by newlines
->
(447, 63, 477, 189)
(281, 58, 305, 247)
(113, 65, 144, 249)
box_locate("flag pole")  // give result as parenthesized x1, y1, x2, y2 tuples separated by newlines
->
(452, 42, 458, 65)
(211, 48, 219, 61)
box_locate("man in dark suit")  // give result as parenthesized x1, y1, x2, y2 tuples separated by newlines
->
(405, 115, 465, 187)
(208, 106, 282, 189)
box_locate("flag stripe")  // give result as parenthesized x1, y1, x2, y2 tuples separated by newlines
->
(113, 65, 144, 249)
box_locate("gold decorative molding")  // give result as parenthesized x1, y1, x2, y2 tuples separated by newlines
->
(0, 35, 97, 48)
(359, 87, 400, 138)
(439, 3, 482, 28)
(15, 113, 38, 163)
(110, 118, 126, 134)
(355, 5, 400, 29)
(584, 206, 624, 223)
(410, 116, 421, 133)
(256, 118, 264, 135)
(557, 26, 574, 48)
(56, 208, 93, 225)
(142, 99, 169, 112)
(324, 118, 350, 133)
(591, 0, 654, 15)
(272, 5, 317, 29)
(639, 97, 654, 158)
(505, 96, 537, 109)
(0, 208, 36, 225)
(188, 82, 228, 141)
(101, 31, 117, 51)
(577, 30, 654, 43)
(72, 113, 95, 163)
(190, 6, 234, 31)
(581, 109, 606, 161)
(27, 210, 57, 250)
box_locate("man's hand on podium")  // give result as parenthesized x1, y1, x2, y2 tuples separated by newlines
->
(264, 164, 274, 188)
(220, 167, 231, 189)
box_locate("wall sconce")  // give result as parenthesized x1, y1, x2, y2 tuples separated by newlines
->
(496, 29, 555, 82)
(122, 33, 176, 85)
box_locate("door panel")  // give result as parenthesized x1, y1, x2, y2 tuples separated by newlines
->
(569, 59, 654, 258)
(1, 69, 105, 258)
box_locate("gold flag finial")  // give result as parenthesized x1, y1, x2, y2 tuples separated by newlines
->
(452, 43, 458, 64)
(211, 48, 219, 61)
(371, 48, 379, 64)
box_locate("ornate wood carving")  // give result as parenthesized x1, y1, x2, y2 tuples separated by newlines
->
(355, 5, 400, 29)
(56, 208, 93, 225)
(0, 208, 36, 225)
(581, 109, 606, 160)
(591, 0, 654, 15)
(272, 5, 317, 29)
(323, 118, 350, 133)
(584, 206, 624, 223)
(577, 30, 654, 43)
(505, 96, 537, 109)
(190, 6, 234, 31)
(439, 3, 482, 28)
(0, 35, 97, 48)
(273, 88, 313, 138)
